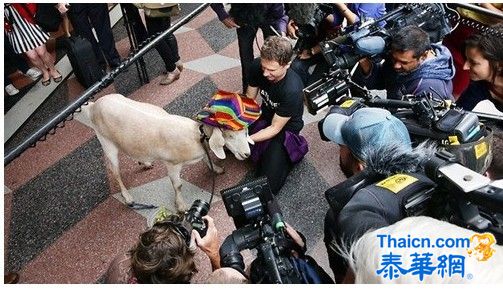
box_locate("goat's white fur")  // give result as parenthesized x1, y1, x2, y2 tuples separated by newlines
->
(79, 94, 252, 212)
(341, 216, 503, 283)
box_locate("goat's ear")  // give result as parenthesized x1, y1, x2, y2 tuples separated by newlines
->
(209, 127, 226, 159)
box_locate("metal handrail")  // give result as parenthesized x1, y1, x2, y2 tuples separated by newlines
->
(5, 3, 210, 166)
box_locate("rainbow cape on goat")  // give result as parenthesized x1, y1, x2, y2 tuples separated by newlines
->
(196, 90, 261, 131)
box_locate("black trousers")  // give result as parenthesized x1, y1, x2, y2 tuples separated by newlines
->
(255, 132, 293, 195)
(237, 24, 276, 93)
(5, 35, 30, 85)
(68, 4, 121, 68)
(120, 4, 179, 72)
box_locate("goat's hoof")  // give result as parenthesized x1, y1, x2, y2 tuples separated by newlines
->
(176, 204, 188, 213)
(138, 161, 154, 170)
(213, 166, 225, 175)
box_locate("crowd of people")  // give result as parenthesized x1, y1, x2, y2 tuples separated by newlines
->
(4, 2, 503, 284)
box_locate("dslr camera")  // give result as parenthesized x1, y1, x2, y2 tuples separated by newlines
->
(185, 199, 210, 237)
(219, 177, 308, 283)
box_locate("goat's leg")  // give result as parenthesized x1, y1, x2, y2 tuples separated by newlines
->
(97, 134, 134, 204)
(165, 163, 188, 213)
(203, 155, 224, 174)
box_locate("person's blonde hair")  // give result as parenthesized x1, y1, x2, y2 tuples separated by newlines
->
(260, 36, 293, 66)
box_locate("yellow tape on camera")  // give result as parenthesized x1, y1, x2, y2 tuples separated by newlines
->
(376, 174, 418, 194)
(340, 100, 355, 108)
(448, 135, 460, 145)
(474, 142, 488, 160)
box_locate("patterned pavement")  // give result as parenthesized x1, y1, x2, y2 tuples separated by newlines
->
(3, 4, 347, 283)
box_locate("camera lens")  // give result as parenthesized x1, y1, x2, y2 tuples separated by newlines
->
(188, 199, 209, 219)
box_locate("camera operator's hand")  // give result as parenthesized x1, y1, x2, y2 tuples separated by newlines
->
(285, 223, 305, 249)
(359, 58, 373, 77)
(222, 17, 240, 29)
(287, 19, 298, 39)
(192, 215, 221, 270)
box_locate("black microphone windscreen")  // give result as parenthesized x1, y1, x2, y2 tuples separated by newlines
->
(288, 3, 319, 25)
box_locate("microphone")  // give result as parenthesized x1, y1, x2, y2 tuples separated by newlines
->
(355, 36, 386, 55)
(287, 3, 319, 25)
(267, 200, 285, 232)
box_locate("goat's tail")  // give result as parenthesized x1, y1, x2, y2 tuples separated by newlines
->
(75, 101, 95, 129)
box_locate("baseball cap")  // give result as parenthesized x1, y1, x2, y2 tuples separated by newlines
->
(196, 90, 261, 131)
(323, 107, 412, 160)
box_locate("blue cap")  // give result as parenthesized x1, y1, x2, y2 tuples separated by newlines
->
(323, 107, 411, 160)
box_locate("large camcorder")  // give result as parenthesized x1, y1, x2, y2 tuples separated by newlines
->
(321, 3, 451, 69)
(324, 148, 503, 243)
(290, 4, 335, 53)
(219, 177, 308, 283)
(304, 3, 451, 115)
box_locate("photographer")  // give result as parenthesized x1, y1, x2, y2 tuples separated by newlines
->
(353, 25, 455, 100)
(246, 36, 308, 195)
(288, 3, 386, 86)
(320, 107, 436, 283)
(105, 214, 220, 283)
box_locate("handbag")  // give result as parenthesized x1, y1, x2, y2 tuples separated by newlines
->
(21, 3, 62, 32)
(134, 3, 181, 18)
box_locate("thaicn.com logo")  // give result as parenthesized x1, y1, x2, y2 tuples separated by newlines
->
(375, 232, 496, 281)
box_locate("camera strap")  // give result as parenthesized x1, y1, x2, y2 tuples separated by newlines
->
(199, 124, 216, 205)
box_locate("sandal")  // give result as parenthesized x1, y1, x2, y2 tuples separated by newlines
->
(41, 78, 51, 86)
(52, 71, 63, 83)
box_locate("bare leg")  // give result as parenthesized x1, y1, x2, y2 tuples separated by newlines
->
(165, 163, 187, 213)
(24, 49, 50, 81)
(34, 45, 60, 78)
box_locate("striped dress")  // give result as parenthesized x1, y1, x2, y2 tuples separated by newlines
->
(4, 4, 50, 54)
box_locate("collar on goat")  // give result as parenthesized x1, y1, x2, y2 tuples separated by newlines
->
(199, 124, 210, 143)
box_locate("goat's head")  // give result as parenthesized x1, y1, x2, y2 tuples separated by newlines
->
(208, 127, 253, 160)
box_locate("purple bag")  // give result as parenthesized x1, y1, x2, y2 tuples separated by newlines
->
(249, 120, 308, 164)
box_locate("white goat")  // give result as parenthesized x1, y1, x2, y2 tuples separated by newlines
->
(344, 216, 503, 283)
(79, 94, 253, 212)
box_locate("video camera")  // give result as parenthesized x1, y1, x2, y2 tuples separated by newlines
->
(421, 150, 503, 242)
(304, 3, 451, 114)
(219, 177, 308, 283)
(321, 3, 451, 69)
(291, 4, 335, 53)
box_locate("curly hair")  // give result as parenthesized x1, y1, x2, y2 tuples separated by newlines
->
(465, 23, 503, 84)
(260, 36, 293, 66)
(130, 215, 197, 283)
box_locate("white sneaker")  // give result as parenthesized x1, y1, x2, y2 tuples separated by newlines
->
(25, 68, 42, 81)
(5, 84, 20, 96)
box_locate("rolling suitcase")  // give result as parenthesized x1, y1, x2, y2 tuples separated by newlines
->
(64, 35, 105, 88)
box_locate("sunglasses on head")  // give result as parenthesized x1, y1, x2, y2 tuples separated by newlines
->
(156, 220, 192, 247)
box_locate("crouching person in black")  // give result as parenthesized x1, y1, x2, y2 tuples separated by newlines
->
(246, 36, 308, 195)
(319, 107, 436, 283)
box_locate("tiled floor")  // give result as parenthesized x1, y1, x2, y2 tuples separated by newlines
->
(4, 4, 347, 283)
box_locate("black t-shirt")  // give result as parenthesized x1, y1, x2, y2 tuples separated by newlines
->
(248, 58, 305, 133)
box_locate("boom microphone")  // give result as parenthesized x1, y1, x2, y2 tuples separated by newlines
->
(287, 3, 319, 25)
